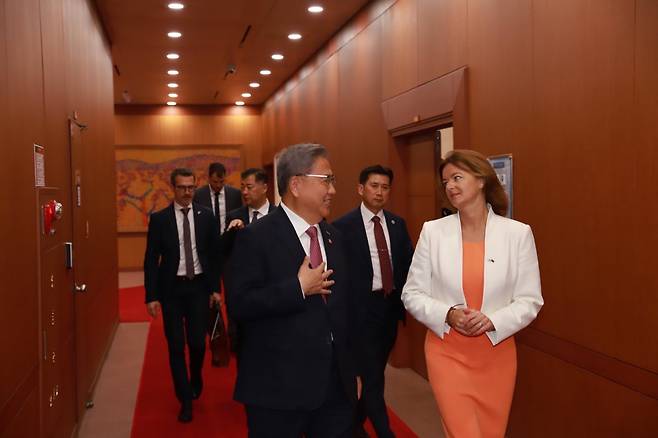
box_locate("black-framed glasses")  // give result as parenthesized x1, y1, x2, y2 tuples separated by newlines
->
(299, 173, 336, 185)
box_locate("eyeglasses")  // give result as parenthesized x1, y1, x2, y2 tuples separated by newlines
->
(298, 174, 336, 185)
(175, 185, 197, 192)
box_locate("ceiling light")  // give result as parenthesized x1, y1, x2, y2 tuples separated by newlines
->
(168, 3, 184, 10)
(308, 5, 324, 13)
(235, 101, 245, 106)
(271, 53, 284, 61)
(167, 83, 179, 88)
(167, 70, 179, 75)
(166, 101, 177, 106)
(241, 92, 252, 98)
(168, 93, 178, 98)
(288, 33, 302, 40)
(249, 82, 260, 88)
(167, 31, 182, 38)
(259, 69, 271, 76)
(166, 53, 180, 60)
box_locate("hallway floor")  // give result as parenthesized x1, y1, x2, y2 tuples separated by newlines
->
(77, 272, 444, 437)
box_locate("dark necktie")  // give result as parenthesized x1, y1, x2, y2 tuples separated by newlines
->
(372, 216, 394, 295)
(213, 191, 221, 233)
(181, 208, 194, 279)
(251, 210, 259, 223)
(306, 226, 326, 303)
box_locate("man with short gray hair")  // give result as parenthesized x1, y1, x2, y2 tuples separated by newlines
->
(227, 143, 357, 437)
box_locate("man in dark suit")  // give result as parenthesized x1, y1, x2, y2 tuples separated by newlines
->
(193, 162, 242, 235)
(223, 167, 276, 352)
(333, 165, 414, 438)
(224, 168, 276, 246)
(227, 144, 357, 437)
(144, 168, 221, 423)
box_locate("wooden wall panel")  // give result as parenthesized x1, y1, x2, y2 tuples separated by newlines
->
(261, 0, 658, 433)
(511, 345, 658, 437)
(0, 0, 44, 434)
(335, 20, 390, 216)
(417, 0, 468, 83)
(381, 0, 418, 100)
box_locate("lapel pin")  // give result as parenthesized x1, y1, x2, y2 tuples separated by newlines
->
(488, 258, 495, 263)
(328, 238, 333, 244)
(391, 219, 396, 225)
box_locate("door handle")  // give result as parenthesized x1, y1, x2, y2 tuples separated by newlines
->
(74, 283, 87, 293)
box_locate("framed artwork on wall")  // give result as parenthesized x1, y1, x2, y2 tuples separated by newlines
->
(115, 144, 242, 233)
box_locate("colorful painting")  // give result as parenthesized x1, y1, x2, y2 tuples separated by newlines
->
(116, 145, 241, 232)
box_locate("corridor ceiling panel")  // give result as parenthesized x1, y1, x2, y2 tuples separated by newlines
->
(98, 0, 369, 105)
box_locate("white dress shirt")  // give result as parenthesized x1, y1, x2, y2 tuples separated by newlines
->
(174, 202, 203, 276)
(360, 202, 393, 291)
(248, 199, 271, 223)
(209, 185, 226, 234)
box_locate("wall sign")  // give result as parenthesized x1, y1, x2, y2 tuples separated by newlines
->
(34, 144, 45, 187)
(488, 154, 513, 218)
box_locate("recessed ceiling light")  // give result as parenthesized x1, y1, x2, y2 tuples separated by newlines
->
(235, 101, 245, 106)
(249, 82, 260, 88)
(168, 3, 184, 10)
(167, 83, 179, 88)
(241, 92, 252, 98)
(308, 5, 323, 13)
(166, 53, 180, 60)
(168, 93, 178, 98)
(271, 53, 284, 61)
(166, 101, 177, 106)
(167, 31, 182, 38)
(259, 69, 271, 76)
(288, 33, 302, 40)
(167, 70, 179, 76)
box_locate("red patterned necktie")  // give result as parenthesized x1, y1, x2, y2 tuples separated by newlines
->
(372, 216, 394, 295)
(306, 226, 327, 303)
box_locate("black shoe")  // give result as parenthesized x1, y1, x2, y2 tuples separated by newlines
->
(191, 378, 203, 400)
(178, 400, 193, 423)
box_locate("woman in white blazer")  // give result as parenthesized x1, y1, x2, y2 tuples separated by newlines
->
(402, 150, 543, 438)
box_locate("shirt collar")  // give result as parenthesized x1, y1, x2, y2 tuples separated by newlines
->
(360, 202, 384, 224)
(250, 199, 270, 216)
(174, 201, 192, 212)
(281, 201, 317, 238)
(210, 185, 224, 196)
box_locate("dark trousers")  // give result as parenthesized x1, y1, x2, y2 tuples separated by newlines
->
(161, 276, 209, 403)
(245, 357, 354, 438)
(356, 291, 399, 438)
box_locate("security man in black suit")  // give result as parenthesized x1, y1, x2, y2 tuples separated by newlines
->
(144, 168, 221, 423)
(226, 144, 357, 437)
(333, 165, 414, 438)
(193, 162, 242, 235)
(223, 167, 276, 352)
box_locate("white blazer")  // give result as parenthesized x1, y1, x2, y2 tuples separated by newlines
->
(402, 205, 543, 346)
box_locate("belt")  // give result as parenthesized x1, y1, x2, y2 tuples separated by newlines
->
(175, 273, 204, 281)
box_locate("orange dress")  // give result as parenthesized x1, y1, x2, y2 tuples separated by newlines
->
(425, 241, 516, 438)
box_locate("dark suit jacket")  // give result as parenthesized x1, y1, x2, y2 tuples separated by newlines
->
(193, 184, 243, 217)
(143, 203, 221, 303)
(226, 207, 357, 410)
(222, 202, 277, 258)
(333, 207, 414, 323)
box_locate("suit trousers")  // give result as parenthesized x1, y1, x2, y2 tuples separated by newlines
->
(356, 291, 399, 438)
(245, 353, 354, 438)
(161, 275, 209, 402)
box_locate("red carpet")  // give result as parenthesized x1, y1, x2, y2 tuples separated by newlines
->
(130, 317, 247, 438)
(127, 290, 417, 437)
(119, 286, 150, 322)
